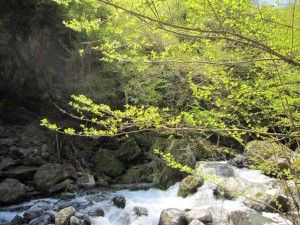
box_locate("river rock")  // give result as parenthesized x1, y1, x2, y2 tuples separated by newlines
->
(158, 208, 186, 225)
(70, 216, 85, 225)
(10, 215, 24, 225)
(183, 209, 212, 223)
(117, 138, 142, 161)
(0, 178, 26, 204)
(229, 155, 247, 168)
(28, 214, 52, 225)
(55, 206, 75, 225)
(227, 210, 251, 225)
(188, 220, 205, 225)
(94, 149, 126, 177)
(76, 173, 95, 188)
(23, 201, 58, 221)
(133, 206, 148, 216)
(113, 195, 126, 209)
(87, 206, 105, 217)
(48, 178, 74, 194)
(34, 163, 77, 191)
(178, 175, 204, 198)
(74, 212, 92, 225)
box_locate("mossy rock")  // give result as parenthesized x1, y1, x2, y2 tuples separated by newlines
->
(178, 175, 204, 198)
(119, 164, 151, 184)
(245, 141, 292, 160)
(94, 149, 126, 177)
(117, 138, 142, 162)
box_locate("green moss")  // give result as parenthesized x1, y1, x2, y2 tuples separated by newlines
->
(117, 138, 142, 161)
(119, 164, 150, 184)
(178, 175, 204, 198)
(94, 149, 126, 177)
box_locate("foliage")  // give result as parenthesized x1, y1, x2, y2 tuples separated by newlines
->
(44, 1, 300, 220)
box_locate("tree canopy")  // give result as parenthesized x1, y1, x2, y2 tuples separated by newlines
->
(43, 0, 300, 149)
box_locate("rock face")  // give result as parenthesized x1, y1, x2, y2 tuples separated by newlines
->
(55, 206, 75, 225)
(0, 178, 26, 204)
(94, 149, 126, 177)
(178, 175, 204, 198)
(34, 163, 77, 191)
(158, 208, 186, 225)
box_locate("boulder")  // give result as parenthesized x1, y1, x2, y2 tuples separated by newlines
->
(94, 149, 126, 177)
(74, 212, 92, 225)
(0, 157, 17, 171)
(227, 210, 251, 225)
(133, 206, 148, 216)
(158, 208, 186, 225)
(243, 192, 290, 213)
(188, 220, 205, 225)
(48, 179, 74, 194)
(76, 173, 95, 188)
(23, 202, 58, 221)
(28, 214, 52, 225)
(229, 155, 248, 168)
(178, 175, 204, 198)
(153, 138, 197, 189)
(87, 206, 105, 217)
(183, 209, 212, 223)
(55, 206, 75, 225)
(244, 141, 294, 174)
(119, 164, 151, 184)
(2, 166, 38, 181)
(113, 195, 126, 209)
(117, 138, 142, 161)
(70, 216, 85, 225)
(208, 206, 228, 225)
(10, 215, 24, 225)
(34, 163, 77, 191)
(0, 178, 26, 204)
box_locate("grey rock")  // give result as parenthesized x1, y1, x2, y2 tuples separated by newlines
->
(0, 178, 26, 204)
(158, 208, 186, 225)
(227, 210, 251, 225)
(0, 157, 17, 171)
(34, 163, 77, 191)
(87, 206, 105, 217)
(74, 213, 92, 225)
(76, 173, 95, 188)
(133, 206, 148, 216)
(183, 209, 212, 223)
(48, 179, 74, 194)
(28, 214, 52, 225)
(188, 220, 205, 225)
(3, 166, 38, 181)
(113, 195, 126, 209)
(10, 215, 24, 225)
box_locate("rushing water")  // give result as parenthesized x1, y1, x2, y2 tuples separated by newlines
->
(0, 161, 292, 225)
